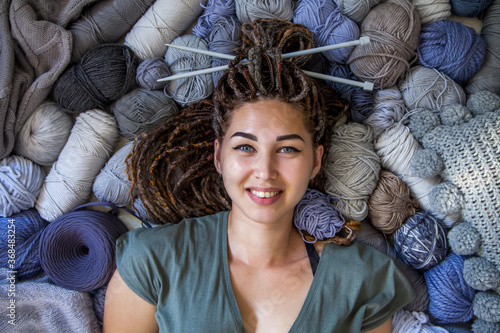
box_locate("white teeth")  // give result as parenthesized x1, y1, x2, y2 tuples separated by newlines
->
(250, 190, 280, 198)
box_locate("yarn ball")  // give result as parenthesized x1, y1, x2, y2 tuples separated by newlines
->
(13, 102, 73, 166)
(38, 203, 129, 292)
(392, 309, 450, 333)
(93, 141, 136, 206)
(324, 123, 381, 221)
(136, 57, 171, 91)
(293, 188, 345, 242)
(347, 0, 421, 89)
(368, 170, 419, 235)
(439, 104, 473, 126)
(407, 109, 440, 142)
(92, 284, 107, 323)
(112, 88, 179, 140)
(133, 197, 158, 225)
(235, 0, 294, 23)
(165, 34, 214, 107)
(0, 209, 48, 280)
(207, 16, 242, 85)
(466, 90, 500, 115)
(399, 66, 466, 111)
(413, 0, 451, 24)
(0, 155, 45, 217)
(393, 212, 448, 270)
(424, 253, 476, 324)
(193, 0, 236, 39)
(448, 222, 481, 255)
(363, 87, 408, 138)
(472, 318, 500, 333)
(450, 0, 495, 17)
(417, 20, 486, 84)
(473, 291, 500, 322)
(464, 257, 500, 291)
(53, 44, 139, 113)
(293, 0, 337, 29)
(332, 0, 381, 24)
(36, 110, 119, 222)
(409, 149, 444, 179)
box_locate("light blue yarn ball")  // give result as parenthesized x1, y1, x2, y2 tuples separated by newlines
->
(0, 155, 45, 217)
(193, 0, 236, 39)
(472, 291, 500, 322)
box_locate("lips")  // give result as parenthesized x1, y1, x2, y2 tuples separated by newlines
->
(246, 188, 283, 205)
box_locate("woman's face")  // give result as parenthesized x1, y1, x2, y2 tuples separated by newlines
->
(214, 99, 323, 226)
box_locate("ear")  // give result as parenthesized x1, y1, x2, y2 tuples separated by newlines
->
(214, 139, 221, 173)
(311, 144, 324, 180)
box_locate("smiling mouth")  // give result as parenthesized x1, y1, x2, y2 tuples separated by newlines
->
(249, 190, 281, 198)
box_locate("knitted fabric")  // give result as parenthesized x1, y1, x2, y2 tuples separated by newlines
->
(0, 269, 100, 332)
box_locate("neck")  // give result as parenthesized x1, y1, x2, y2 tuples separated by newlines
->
(227, 210, 304, 267)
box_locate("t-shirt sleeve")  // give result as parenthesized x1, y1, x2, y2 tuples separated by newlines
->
(115, 228, 163, 306)
(360, 254, 415, 332)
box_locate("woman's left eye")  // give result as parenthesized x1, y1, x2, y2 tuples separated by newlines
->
(278, 147, 301, 153)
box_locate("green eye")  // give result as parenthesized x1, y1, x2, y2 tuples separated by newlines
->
(279, 147, 300, 153)
(233, 145, 255, 152)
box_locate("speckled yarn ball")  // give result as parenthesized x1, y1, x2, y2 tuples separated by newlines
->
(136, 57, 171, 91)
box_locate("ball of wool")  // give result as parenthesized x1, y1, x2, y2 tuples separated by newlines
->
(450, 0, 495, 17)
(399, 66, 466, 111)
(0, 155, 45, 217)
(36, 110, 119, 222)
(293, 0, 338, 28)
(424, 253, 476, 324)
(472, 318, 500, 333)
(406, 109, 440, 142)
(165, 34, 214, 107)
(448, 222, 481, 255)
(136, 57, 171, 91)
(193, 0, 236, 39)
(417, 20, 486, 84)
(464, 257, 500, 291)
(409, 149, 443, 179)
(428, 182, 464, 217)
(235, 0, 294, 23)
(293, 188, 345, 242)
(393, 212, 448, 270)
(0, 209, 48, 280)
(332, 0, 381, 24)
(324, 123, 381, 221)
(208, 16, 242, 86)
(347, 0, 421, 89)
(363, 87, 407, 138)
(112, 88, 179, 140)
(368, 170, 419, 235)
(13, 102, 73, 166)
(466, 90, 500, 115)
(473, 291, 500, 322)
(133, 197, 158, 225)
(92, 284, 107, 323)
(392, 309, 450, 333)
(53, 44, 139, 113)
(413, 0, 451, 24)
(439, 104, 473, 126)
(38, 204, 129, 291)
(93, 141, 136, 206)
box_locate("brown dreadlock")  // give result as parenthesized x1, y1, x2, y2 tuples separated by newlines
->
(127, 19, 349, 226)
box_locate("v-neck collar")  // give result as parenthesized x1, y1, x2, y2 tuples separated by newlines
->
(220, 211, 328, 332)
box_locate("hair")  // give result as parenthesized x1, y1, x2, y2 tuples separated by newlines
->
(127, 19, 350, 242)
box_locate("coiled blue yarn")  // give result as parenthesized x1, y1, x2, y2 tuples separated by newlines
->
(424, 253, 476, 324)
(0, 209, 48, 280)
(328, 63, 375, 122)
(136, 57, 171, 91)
(393, 212, 448, 270)
(193, 0, 236, 39)
(450, 0, 495, 17)
(38, 202, 129, 292)
(0, 155, 45, 217)
(293, 188, 345, 243)
(294, 0, 359, 64)
(417, 20, 486, 84)
(208, 16, 242, 85)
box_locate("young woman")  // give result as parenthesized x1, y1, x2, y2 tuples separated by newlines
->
(103, 19, 414, 332)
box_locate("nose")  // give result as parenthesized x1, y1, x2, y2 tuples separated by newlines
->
(253, 151, 278, 181)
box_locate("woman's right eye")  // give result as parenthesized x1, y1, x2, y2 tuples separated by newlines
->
(233, 144, 255, 153)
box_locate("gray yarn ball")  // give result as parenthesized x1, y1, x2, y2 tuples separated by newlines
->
(428, 181, 464, 215)
(464, 257, 500, 291)
(93, 141, 136, 206)
(136, 57, 171, 91)
(14, 102, 73, 166)
(448, 222, 481, 255)
(235, 0, 294, 23)
(467, 91, 500, 115)
(472, 291, 500, 322)
(407, 109, 440, 142)
(439, 104, 472, 126)
(113, 88, 178, 140)
(409, 149, 443, 178)
(472, 318, 500, 333)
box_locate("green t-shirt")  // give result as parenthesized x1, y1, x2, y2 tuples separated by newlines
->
(116, 211, 414, 332)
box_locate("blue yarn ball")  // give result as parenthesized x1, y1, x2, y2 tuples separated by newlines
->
(450, 0, 495, 17)
(0, 209, 48, 280)
(393, 212, 449, 270)
(294, 0, 338, 30)
(424, 253, 476, 324)
(192, 0, 236, 39)
(417, 20, 486, 84)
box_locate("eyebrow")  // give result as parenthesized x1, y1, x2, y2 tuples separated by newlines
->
(229, 132, 305, 142)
